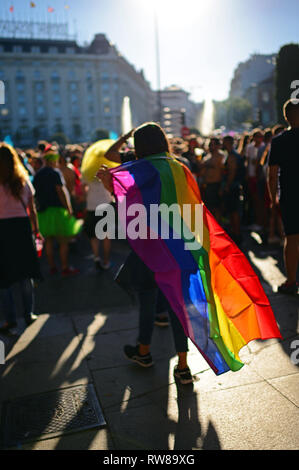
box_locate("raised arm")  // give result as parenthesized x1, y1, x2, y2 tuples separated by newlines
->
(104, 129, 135, 163)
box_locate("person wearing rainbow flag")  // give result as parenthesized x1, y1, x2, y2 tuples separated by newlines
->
(97, 122, 281, 381)
(98, 124, 193, 385)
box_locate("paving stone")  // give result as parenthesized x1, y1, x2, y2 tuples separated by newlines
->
(21, 428, 113, 450)
(166, 381, 299, 450)
(4, 333, 84, 366)
(269, 373, 299, 407)
(248, 337, 299, 379)
(72, 309, 139, 337)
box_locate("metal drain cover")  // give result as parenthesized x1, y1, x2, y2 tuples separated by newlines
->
(1, 384, 106, 448)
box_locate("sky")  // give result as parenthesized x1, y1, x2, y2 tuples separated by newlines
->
(1, 0, 299, 102)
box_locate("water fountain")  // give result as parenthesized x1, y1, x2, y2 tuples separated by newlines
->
(199, 98, 215, 136)
(121, 96, 133, 135)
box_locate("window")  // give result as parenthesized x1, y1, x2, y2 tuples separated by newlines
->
(71, 103, 79, 115)
(54, 105, 61, 117)
(69, 82, 77, 91)
(51, 71, 60, 81)
(34, 70, 41, 79)
(87, 79, 93, 92)
(49, 47, 58, 54)
(36, 93, 44, 103)
(36, 105, 45, 116)
(53, 93, 61, 104)
(70, 92, 78, 103)
(52, 82, 60, 92)
(68, 70, 76, 79)
(102, 83, 110, 93)
(66, 47, 75, 54)
(17, 82, 25, 92)
(0, 70, 4, 80)
(13, 45, 22, 53)
(34, 82, 44, 92)
(16, 70, 25, 80)
(31, 46, 40, 53)
(18, 106, 27, 117)
(18, 93, 25, 104)
(101, 73, 110, 83)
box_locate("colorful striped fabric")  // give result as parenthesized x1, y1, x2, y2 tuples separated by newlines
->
(110, 154, 282, 375)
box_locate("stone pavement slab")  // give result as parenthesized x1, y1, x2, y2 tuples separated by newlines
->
(22, 428, 112, 450)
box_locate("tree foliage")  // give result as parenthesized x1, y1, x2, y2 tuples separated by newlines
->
(92, 128, 109, 142)
(49, 132, 70, 145)
(214, 98, 252, 128)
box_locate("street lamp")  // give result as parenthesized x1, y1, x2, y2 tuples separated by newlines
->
(154, 9, 162, 124)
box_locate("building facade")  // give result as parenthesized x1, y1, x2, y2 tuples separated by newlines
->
(229, 53, 277, 99)
(0, 31, 156, 145)
(229, 53, 277, 126)
(159, 85, 201, 137)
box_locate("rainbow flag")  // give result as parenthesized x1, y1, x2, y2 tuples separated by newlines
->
(110, 154, 282, 375)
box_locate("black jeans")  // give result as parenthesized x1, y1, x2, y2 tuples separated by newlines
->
(124, 251, 188, 352)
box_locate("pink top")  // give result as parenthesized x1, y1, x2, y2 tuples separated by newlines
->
(0, 180, 34, 219)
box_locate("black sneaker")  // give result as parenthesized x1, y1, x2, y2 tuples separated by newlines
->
(154, 315, 169, 327)
(124, 345, 154, 368)
(174, 366, 194, 385)
(277, 281, 298, 295)
(25, 314, 38, 326)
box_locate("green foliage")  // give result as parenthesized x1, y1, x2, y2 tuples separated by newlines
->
(275, 43, 299, 123)
(49, 132, 70, 145)
(214, 98, 252, 128)
(92, 128, 109, 141)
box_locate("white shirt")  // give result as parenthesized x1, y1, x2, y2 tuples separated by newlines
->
(86, 180, 113, 211)
(246, 143, 259, 178)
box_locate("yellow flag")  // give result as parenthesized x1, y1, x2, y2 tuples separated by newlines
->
(30, 2, 36, 7)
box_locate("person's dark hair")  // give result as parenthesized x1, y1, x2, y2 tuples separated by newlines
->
(133, 122, 170, 158)
(37, 140, 48, 152)
(0, 143, 28, 198)
(272, 124, 286, 135)
(263, 128, 273, 142)
(211, 137, 220, 144)
(223, 135, 234, 145)
(283, 99, 299, 123)
(237, 133, 249, 154)
(71, 155, 81, 164)
(252, 128, 264, 138)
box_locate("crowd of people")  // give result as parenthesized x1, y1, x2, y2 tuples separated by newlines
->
(0, 99, 298, 365)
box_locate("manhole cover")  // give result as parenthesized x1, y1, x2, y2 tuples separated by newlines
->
(0, 384, 106, 448)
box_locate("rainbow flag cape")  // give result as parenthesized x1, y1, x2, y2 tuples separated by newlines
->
(110, 154, 282, 375)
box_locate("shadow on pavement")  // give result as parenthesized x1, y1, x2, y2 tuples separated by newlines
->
(0, 229, 297, 450)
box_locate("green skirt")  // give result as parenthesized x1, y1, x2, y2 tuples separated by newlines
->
(38, 207, 83, 238)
